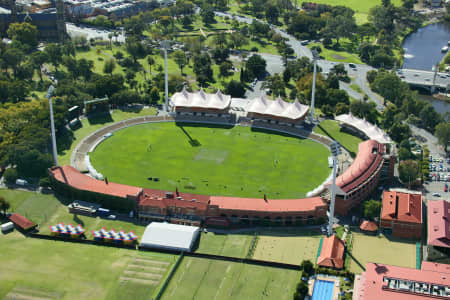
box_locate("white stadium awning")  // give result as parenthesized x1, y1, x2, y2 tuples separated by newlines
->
(246, 96, 309, 120)
(171, 87, 231, 110)
(335, 113, 392, 144)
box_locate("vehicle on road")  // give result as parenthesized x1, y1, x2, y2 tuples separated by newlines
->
(432, 192, 441, 197)
(349, 63, 356, 69)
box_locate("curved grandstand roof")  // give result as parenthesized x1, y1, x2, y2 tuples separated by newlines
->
(170, 87, 231, 110)
(246, 96, 309, 120)
(335, 113, 392, 144)
(335, 140, 385, 194)
(50, 166, 142, 198)
(209, 196, 325, 212)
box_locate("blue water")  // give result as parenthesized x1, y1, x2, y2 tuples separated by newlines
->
(312, 279, 334, 300)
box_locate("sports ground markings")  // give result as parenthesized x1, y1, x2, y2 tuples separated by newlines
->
(194, 148, 229, 164)
(5, 286, 63, 300)
(118, 256, 170, 287)
(168, 258, 192, 297)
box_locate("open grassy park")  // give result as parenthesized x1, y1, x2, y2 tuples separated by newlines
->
(161, 256, 300, 300)
(90, 122, 331, 198)
(348, 233, 417, 274)
(253, 231, 322, 265)
(313, 120, 363, 156)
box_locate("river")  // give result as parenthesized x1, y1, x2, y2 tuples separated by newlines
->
(402, 22, 450, 71)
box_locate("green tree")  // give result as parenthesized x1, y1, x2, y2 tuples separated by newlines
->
(30, 51, 48, 81)
(389, 122, 411, 143)
(435, 122, 450, 152)
(399, 160, 419, 188)
(44, 43, 63, 72)
(265, 3, 280, 24)
(3, 168, 18, 184)
(0, 196, 10, 215)
(173, 50, 187, 74)
(200, 5, 215, 25)
(7, 22, 38, 48)
(103, 58, 116, 75)
(225, 80, 246, 97)
(363, 200, 381, 220)
(3, 48, 24, 78)
(150, 87, 160, 103)
(147, 56, 155, 79)
(219, 61, 233, 77)
(246, 54, 267, 79)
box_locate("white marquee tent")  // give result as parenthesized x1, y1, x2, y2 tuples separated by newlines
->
(246, 96, 309, 120)
(140, 222, 200, 252)
(335, 113, 392, 144)
(170, 87, 231, 110)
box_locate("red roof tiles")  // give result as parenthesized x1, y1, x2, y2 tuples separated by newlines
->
(356, 262, 450, 300)
(209, 196, 326, 212)
(381, 190, 422, 224)
(335, 140, 385, 193)
(317, 235, 345, 269)
(50, 166, 142, 199)
(139, 188, 209, 213)
(427, 200, 450, 248)
(360, 220, 378, 232)
(9, 213, 36, 230)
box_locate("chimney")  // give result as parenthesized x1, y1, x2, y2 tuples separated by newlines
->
(104, 177, 108, 185)
(176, 187, 179, 196)
(264, 194, 267, 202)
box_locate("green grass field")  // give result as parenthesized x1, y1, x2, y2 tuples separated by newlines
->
(161, 257, 300, 300)
(348, 233, 416, 274)
(58, 108, 157, 166)
(90, 122, 330, 198)
(195, 232, 253, 258)
(253, 231, 322, 265)
(313, 120, 363, 156)
(308, 43, 363, 64)
(299, 0, 402, 24)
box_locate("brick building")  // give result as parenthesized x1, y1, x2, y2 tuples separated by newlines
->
(380, 190, 423, 239)
(329, 139, 394, 215)
(317, 235, 345, 269)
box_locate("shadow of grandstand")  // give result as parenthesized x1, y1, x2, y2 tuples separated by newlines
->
(175, 122, 234, 129)
(250, 127, 306, 139)
(178, 126, 201, 147)
(316, 124, 356, 157)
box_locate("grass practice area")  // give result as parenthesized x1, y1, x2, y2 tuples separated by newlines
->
(161, 257, 300, 300)
(253, 231, 322, 265)
(90, 122, 330, 198)
(313, 120, 363, 156)
(299, 0, 402, 24)
(349, 233, 416, 274)
(195, 232, 253, 258)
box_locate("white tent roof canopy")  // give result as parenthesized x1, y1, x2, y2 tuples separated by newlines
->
(140, 222, 200, 252)
(246, 96, 309, 120)
(170, 87, 232, 110)
(335, 113, 393, 144)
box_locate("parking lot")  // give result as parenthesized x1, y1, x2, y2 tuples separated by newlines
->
(424, 153, 450, 201)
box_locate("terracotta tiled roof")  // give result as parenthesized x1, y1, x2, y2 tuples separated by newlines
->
(50, 166, 142, 199)
(356, 262, 450, 300)
(360, 220, 378, 232)
(381, 191, 422, 224)
(317, 235, 345, 269)
(334, 140, 385, 194)
(427, 200, 450, 248)
(9, 213, 36, 230)
(139, 188, 209, 212)
(209, 196, 326, 212)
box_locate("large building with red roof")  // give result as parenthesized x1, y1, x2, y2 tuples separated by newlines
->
(317, 235, 345, 269)
(428, 200, 450, 249)
(330, 140, 394, 215)
(380, 189, 423, 239)
(353, 262, 450, 300)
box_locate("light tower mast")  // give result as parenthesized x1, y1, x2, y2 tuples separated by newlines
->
(328, 141, 341, 236)
(161, 40, 170, 112)
(47, 85, 58, 166)
(309, 50, 319, 123)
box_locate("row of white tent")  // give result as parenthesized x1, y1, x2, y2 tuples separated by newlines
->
(335, 113, 392, 144)
(170, 88, 231, 110)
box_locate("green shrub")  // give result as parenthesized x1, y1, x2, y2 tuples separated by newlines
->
(4, 168, 18, 184)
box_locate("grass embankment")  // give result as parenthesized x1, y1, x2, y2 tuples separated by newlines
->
(308, 43, 363, 65)
(313, 120, 363, 156)
(58, 107, 157, 166)
(89, 122, 331, 198)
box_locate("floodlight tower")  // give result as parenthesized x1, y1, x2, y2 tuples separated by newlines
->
(309, 49, 319, 123)
(47, 85, 58, 166)
(328, 141, 341, 236)
(161, 40, 170, 112)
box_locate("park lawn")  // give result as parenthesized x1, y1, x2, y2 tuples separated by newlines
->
(308, 43, 363, 64)
(349, 83, 363, 94)
(58, 107, 157, 166)
(298, 0, 402, 24)
(89, 122, 330, 198)
(348, 233, 416, 274)
(313, 120, 363, 156)
(0, 232, 176, 300)
(161, 257, 300, 300)
(253, 231, 322, 265)
(0, 189, 62, 226)
(39, 203, 147, 239)
(195, 232, 253, 258)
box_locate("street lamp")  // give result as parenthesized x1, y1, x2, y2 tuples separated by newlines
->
(309, 49, 319, 123)
(328, 141, 341, 236)
(161, 40, 171, 112)
(47, 85, 58, 166)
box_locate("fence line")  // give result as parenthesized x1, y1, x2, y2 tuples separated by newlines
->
(154, 253, 184, 300)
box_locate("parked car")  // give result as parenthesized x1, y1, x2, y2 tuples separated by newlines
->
(349, 63, 357, 69)
(432, 192, 441, 197)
